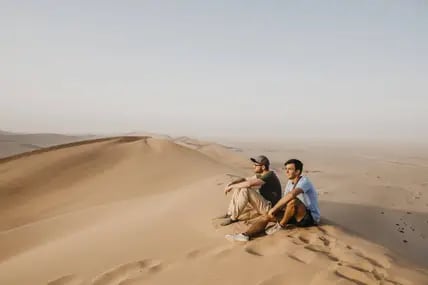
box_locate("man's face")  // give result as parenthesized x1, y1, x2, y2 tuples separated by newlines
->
(253, 163, 264, 174)
(284, 163, 300, 179)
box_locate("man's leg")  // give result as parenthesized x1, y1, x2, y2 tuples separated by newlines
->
(243, 214, 276, 237)
(227, 187, 252, 220)
(279, 198, 307, 226)
(245, 199, 307, 237)
(226, 199, 311, 241)
(247, 188, 271, 216)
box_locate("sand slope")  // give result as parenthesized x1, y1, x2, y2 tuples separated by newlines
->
(0, 130, 94, 159)
(0, 137, 427, 285)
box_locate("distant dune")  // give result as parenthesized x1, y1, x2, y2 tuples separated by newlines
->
(0, 130, 96, 159)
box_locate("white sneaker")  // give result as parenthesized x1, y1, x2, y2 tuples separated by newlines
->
(265, 223, 284, 235)
(225, 233, 249, 242)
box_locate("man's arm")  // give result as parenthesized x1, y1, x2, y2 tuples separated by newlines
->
(268, 188, 304, 216)
(224, 177, 265, 194)
(226, 174, 257, 187)
(227, 177, 246, 186)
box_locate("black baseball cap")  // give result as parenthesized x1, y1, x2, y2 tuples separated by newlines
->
(250, 155, 270, 167)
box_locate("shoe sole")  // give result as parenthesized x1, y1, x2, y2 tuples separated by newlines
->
(225, 235, 249, 242)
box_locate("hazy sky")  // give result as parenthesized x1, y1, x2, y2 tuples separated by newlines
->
(1, 1, 427, 141)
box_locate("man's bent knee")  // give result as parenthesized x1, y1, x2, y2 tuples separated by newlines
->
(285, 199, 298, 210)
(291, 198, 301, 205)
(260, 214, 272, 222)
(289, 198, 305, 208)
(236, 187, 249, 195)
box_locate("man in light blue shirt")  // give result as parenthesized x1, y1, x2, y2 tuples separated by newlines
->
(226, 159, 321, 242)
(282, 165, 321, 225)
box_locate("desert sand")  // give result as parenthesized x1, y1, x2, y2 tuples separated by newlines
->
(0, 135, 427, 285)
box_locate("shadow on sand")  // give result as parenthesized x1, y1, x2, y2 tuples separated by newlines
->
(319, 201, 428, 268)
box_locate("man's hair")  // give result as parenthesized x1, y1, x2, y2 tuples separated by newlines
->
(284, 159, 303, 173)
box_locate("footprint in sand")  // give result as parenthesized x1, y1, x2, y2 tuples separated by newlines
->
(91, 259, 163, 285)
(315, 225, 338, 237)
(305, 243, 331, 254)
(258, 269, 346, 285)
(244, 227, 339, 266)
(242, 225, 411, 285)
(331, 245, 402, 285)
(186, 244, 234, 259)
(331, 250, 375, 273)
(244, 237, 297, 257)
(47, 275, 84, 285)
(372, 267, 388, 280)
(335, 265, 378, 285)
(298, 231, 336, 258)
(296, 231, 317, 244)
(287, 248, 317, 264)
(244, 226, 336, 256)
(380, 277, 413, 285)
(257, 275, 280, 285)
(284, 227, 399, 284)
(186, 247, 212, 259)
(257, 273, 296, 285)
(334, 279, 360, 285)
(353, 249, 391, 269)
(244, 225, 414, 285)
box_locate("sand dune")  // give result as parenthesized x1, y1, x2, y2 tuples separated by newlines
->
(0, 136, 427, 285)
(0, 137, 234, 231)
(173, 137, 247, 169)
(0, 130, 95, 159)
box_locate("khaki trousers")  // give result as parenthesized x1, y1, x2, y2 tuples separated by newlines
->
(227, 187, 271, 220)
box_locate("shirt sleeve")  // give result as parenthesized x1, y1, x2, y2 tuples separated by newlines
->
(296, 177, 312, 193)
(258, 171, 273, 182)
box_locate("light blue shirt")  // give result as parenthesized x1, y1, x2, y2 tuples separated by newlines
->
(284, 176, 321, 224)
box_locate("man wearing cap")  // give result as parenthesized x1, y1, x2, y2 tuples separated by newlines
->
(225, 158, 321, 242)
(217, 155, 282, 226)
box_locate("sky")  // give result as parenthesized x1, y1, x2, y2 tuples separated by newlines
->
(1, 1, 427, 141)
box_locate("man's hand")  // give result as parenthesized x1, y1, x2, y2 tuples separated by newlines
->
(224, 185, 233, 195)
(267, 208, 276, 219)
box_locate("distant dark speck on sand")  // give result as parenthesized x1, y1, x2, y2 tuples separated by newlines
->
(396, 223, 400, 226)
(403, 240, 408, 243)
(381, 211, 384, 214)
(406, 212, 411, 214)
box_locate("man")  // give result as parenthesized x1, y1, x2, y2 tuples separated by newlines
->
(216, 155, 282, 226)
(225, 159, 320, 241)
